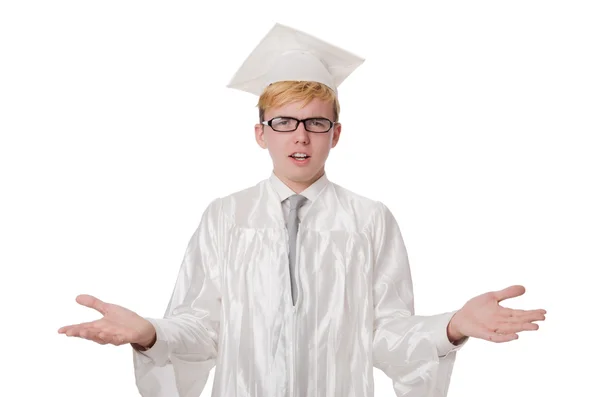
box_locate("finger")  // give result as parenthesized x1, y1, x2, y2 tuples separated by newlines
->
(494, 285, 526, 302)
(64, 326, 87, 337)
(80, 326, 124, 345)
(59, 323, 93, 334)
(58, 325, 74, 334)
(483, 331, 519, 343)
(476, 324, 520, 342)
(506, 311, 546, 324)
(63, 331, 107, 345)
(516, 309, 547, 318)
(64, 327, 94, 339)
(498, 308, 526, 318)
(59, 320, 104, 336)
(494, 322, 540, 334)
(80, 329, 111, 345)
(499, 308, 546, 318)
(76, 294, 108, 316)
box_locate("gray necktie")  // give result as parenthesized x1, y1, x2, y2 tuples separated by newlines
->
(287, 194, 307, 306)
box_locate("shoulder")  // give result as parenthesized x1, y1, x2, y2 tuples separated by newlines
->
(201, 179, 275, 227)
(204, 180, 267, 207)
(226, 180, 266, 199)
(326, 182, 393, 229)
(330, 183, 403, 245)
(329, 182, 380, 207)
(218, 179, 269, 211)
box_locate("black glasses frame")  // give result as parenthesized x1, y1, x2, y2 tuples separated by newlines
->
(261, 117, 335, 133)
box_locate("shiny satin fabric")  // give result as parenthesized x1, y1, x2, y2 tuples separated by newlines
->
(132, 177, 465, 397)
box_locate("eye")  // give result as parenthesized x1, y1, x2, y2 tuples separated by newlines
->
(308, 119, 325, 127)
(272, 118, 291, 127)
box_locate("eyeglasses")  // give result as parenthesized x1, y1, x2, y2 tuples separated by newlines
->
(261, 117, 335, 133)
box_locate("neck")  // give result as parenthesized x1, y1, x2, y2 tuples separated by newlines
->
(275, 168, 325, 194)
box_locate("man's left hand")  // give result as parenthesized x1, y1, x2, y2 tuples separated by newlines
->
(447, 285, 546, 343)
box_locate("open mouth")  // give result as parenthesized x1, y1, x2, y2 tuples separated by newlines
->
(289, 152, 311, 161)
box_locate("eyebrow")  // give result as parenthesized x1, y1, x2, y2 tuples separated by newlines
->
(273, 115, 328, 119)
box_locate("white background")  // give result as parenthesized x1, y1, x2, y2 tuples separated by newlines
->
(1, 1, 598, 396)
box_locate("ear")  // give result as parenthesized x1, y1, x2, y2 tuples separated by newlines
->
(331, 122, 342, 148)
(255, 123, 268, 149)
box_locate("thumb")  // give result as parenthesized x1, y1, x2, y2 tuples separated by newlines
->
(76, 294, 108, 316)
(494, 285, 526, 302)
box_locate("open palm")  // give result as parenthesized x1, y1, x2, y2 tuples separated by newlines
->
(449, 285, 546, 343)
(58, 294, 155, 347)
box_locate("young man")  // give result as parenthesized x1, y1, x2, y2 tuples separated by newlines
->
(58, 23, 546, 397)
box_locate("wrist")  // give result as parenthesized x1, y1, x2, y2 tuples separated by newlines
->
(141, 331, 157, 349)
(132, 332, 156, 351)
(447, 312, 466, 344)
(134, 320, 157, 350)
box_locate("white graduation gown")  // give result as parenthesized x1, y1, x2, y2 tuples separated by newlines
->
(132, 174, 465, 397)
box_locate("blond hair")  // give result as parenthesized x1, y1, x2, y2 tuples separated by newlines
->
(257, 81, 340, 122)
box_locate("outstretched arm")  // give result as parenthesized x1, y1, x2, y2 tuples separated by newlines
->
(446, 285, 546, 343)
(58, 294, 157, 347)
(58, 198, 224, 397)
(369, 203, 546, 397)
(370, 203, 464, 397)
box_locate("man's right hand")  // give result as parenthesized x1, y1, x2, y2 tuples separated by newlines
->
(58, 294, 156, 348)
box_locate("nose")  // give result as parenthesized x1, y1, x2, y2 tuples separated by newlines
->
(293, 122, 310, 144)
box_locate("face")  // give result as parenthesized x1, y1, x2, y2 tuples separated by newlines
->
(255, 98, 341, 193)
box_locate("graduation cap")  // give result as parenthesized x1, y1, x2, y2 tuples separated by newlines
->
(227, 23, 365, 96)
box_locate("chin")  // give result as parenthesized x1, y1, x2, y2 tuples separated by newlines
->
(275, 160, 324, 182)
(289, 169, 321, 182)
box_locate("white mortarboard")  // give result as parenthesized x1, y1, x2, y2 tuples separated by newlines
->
(226, 23, 365, 96)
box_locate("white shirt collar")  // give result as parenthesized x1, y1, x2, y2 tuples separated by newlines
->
(269, 172, 329, 203)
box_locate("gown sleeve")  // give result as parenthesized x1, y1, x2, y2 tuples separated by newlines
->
(131, 198, 224, 397)
(370, 202, 467, 397)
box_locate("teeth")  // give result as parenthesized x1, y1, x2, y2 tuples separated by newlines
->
(291, 153, 308, 158)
